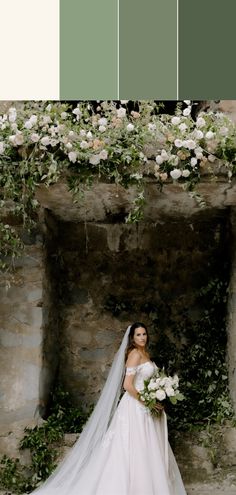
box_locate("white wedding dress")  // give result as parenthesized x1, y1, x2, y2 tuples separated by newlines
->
(34, 361, 186, 495)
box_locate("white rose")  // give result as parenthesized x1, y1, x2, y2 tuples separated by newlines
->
(161, 149, 169, 160)
(89, 154, 101, 165)
(30, 133, 40, 143)
(171, 116, 181, 125)
(194, 129, 204, 139)
(156, 390, 166, 401)
(120, 100, 128, 104)
(41, 136, 50, 146)
(195, 150, 203, 160)
(127, 123, 134, 132)
(184, 100, 191, 105)
(80, 130, 86, 137)
(148, 123, 156, 132)
(155, 155, 164, 165)
(80, 140, 89, 149)
(65, 142, 72, 150)
(68, 151, 77, 163)
(163, 377, 172, 387)
(191, 157, 198, 167)
(87, 131, 93, 139)
(166, 386, 175, 397)
(185, 139, 196, 150)
(0, 142, 5, 154)
(117, 108, 126, 118)
(182, 169, 191, 177)
(99, 125, 106, 133)
(98, 118, 107, 126)
(179, 123, 187, 132)
(72, 107, 81, 118)
(183, 107, 191, 117)
(8, 108, 17, 122)
(9, 135, 16, 145)
(174, 139, 183, 148)
(24, 120, 33, 129)
(196, 117, 206, 128)
(170, 169, 182, 180)
(29, 115, 37, 125)
(205, 131, 214, 140)
(148, 381, 158, 391)
(61, 112, 68, 120)
(99, 149, 108, 160)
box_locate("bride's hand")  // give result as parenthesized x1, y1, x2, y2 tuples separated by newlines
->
(154, 402, 164, 413)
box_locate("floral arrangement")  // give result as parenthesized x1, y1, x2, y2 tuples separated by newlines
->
(138, 368, 185, 416)
(1, 99, 236, 270)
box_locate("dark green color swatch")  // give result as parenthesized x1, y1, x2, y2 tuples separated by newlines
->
(60, 0, 118, 99)
(179, 0, 236, 99)
(119, 0, 177, 99)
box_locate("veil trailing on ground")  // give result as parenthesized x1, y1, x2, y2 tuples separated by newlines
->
(33, 325, 131, 494)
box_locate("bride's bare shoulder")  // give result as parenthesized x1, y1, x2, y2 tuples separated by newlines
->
(125, 348, 141, 367)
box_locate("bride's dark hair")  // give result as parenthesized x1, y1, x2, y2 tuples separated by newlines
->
(125, 322, 149, 362)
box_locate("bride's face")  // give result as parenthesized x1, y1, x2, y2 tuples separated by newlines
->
(133, 327, 147, 349)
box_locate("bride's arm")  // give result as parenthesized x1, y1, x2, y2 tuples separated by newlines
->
(123, 349, 141, 401)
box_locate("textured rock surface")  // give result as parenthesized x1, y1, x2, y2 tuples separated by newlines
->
(0, 243, 44, 454)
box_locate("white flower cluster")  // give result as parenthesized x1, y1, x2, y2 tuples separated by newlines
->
(152, 101, 235, 184)
(0, 101, 147, 175)
(0, 100, 235, 192)
(139, 368, 184, 412)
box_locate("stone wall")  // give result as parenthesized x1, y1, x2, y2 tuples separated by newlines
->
(0, 241, 43, 456)
(0, 175, 236, 490)
(51, 212, 230, 408)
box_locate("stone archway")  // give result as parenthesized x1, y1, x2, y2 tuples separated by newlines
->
(1, 177, 236, 459)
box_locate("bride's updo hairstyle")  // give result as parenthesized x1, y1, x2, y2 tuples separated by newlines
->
(125, 322, 149, 361)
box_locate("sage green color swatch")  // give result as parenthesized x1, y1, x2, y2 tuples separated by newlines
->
(179, 0, 236, 99)
(119, 0, 178, 99)
(60, 0, 118, 99)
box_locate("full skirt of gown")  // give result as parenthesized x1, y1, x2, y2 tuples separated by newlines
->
(33, 362, 186, 495)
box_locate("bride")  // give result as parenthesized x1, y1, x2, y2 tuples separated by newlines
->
(32, 322, 187, 495)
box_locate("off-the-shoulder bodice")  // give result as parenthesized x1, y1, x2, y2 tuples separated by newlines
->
(125, 361, 158, 391)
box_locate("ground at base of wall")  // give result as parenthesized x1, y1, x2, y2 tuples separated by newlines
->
(186, 482, 236, 495)
(1, 484, 236, 495)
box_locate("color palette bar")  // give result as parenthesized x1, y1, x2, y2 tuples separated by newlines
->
(179, 0, 236, 100)
(119, 0, 177, 99)
(0, 0, 59, 100)
(60, 0, 118, 100)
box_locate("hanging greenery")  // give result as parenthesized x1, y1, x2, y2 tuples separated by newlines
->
(1, 100, 236, 270)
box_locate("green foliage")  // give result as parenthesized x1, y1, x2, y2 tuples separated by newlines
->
(152, 278, 235, 432)
(0, 388, 89, 493)
(0, 456, 34, 494)
(0, 223, 24, 271)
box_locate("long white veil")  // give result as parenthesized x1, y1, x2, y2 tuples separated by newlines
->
(33, 325, 131, 494)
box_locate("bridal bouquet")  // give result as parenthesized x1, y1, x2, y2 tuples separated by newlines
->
(139, 368, 184, 416)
